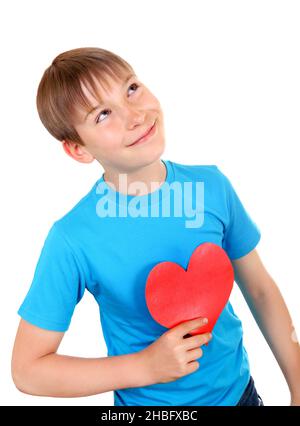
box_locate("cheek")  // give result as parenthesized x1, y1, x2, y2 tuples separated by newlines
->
(151, 97, 163, 114)
(105, 125, 124, 147)
(142, 89, 160, 108)
(94, 123, 123, 147)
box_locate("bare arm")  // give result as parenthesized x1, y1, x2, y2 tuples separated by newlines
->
(11, 319, 153, 398)
(232, 249, 300, 404)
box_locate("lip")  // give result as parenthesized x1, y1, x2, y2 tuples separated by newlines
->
(127, 121, 156, 147)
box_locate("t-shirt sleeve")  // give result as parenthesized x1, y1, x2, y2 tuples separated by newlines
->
(217, 168, 262, 260)
(17, 222, 86, 332)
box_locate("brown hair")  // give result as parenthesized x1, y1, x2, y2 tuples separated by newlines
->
(36, 47, 134, 145)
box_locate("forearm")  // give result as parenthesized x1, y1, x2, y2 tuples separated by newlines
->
(16, 351, 153, 398)
(244, 280, 300, 396)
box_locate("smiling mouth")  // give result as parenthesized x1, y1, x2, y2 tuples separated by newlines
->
(127, 121, 156, 147)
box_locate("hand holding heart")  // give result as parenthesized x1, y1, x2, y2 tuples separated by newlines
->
(139, 316, 213, 385)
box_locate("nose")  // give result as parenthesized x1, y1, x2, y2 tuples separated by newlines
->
(126, 106, 146, 129)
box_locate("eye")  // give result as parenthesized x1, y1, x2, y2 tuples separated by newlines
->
(95, 109, 111, 124)
(128, 82, 140, 95)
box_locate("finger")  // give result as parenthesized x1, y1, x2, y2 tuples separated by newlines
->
(185, 360, 200, 375)
(186, 347, 203, 363)
(176, 317, 208, 337)
(183, 332, 212, 350)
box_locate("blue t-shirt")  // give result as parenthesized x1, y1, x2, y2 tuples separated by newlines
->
(18, 159, 261, 406)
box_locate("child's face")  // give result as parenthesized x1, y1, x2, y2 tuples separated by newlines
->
(63, 72, 165, 174)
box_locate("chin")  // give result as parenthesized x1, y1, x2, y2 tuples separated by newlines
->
(143, 138, 166, 164)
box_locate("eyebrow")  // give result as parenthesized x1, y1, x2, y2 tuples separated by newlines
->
(84, 74, 135, 122)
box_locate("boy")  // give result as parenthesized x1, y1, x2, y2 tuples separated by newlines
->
(12, 47, 300, 406)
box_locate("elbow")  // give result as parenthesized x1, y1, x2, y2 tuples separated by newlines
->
(11, 360, 35, 395)
(11, 365, 29, 394)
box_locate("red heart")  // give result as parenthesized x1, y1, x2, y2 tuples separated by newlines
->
(145, 242, 234, 335)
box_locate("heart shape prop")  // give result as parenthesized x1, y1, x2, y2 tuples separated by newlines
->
(145, 242, 234, 335)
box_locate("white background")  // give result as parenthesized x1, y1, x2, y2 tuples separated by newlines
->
(1, 0, 299, 406)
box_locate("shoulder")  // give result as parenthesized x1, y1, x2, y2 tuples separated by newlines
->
(169, 160, 229, 188)
(169, 159, 222, 176)
(169, 159, 218, 174)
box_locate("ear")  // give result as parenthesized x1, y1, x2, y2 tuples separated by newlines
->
(62, 139, 94, 164)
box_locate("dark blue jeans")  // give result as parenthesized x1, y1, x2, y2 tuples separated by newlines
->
(236, 376, 264, 406)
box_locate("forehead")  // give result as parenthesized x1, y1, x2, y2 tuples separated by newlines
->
(81, 71, 131, 104)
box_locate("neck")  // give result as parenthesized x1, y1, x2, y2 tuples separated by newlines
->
(103, 159, 167, 196)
